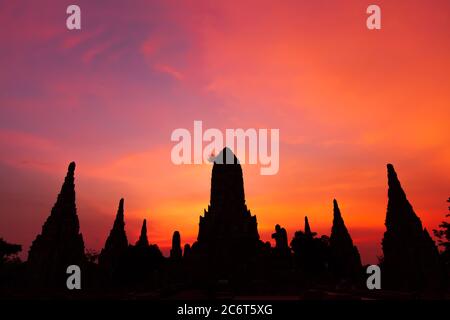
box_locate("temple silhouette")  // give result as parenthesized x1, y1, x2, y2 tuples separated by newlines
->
(189, 147, 264, 283)
(0, 148, 449, 299)
(382, 164, 444, 291)
(329, 199, 362, 281)
(27, 162, 85, 288)
(99, 198, 128, 281)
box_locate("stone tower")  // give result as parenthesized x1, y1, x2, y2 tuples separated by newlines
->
(136, 219, 149, 248)
(170, 231, 182, 260)
(382, 164, 443, 290)
(99, 198, 128, 276)
(27, 162, 85, 287)
(329, 199, 362, 280)
(193, 148, 261, 272)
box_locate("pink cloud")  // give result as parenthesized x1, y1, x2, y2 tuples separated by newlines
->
(153, 63, 184, 80)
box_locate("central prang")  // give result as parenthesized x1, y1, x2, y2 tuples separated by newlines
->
(191, 148, 261, 270)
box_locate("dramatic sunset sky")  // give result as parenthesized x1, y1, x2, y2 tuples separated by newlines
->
(0, 1, 449, 264)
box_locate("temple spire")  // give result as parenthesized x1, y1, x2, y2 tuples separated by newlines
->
(116, 198, 125, 225)
(209, 147, 246, 213)
(99, 198, 128, 273)
(55, 161, 76, 215)
(136, 219, 149, 247)
(333, 199, 343, 222)
(382, 164, 443, 290)
(304, 216, 312, 237)
(385, 163, 422, 231)
(170, 231, 182, 260)
(27, 161, 85, 287)
(193, 147, 261, 278)
(329, 199, 362, 280)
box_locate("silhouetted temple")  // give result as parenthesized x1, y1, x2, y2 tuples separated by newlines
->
(136, 219, 149, 248)
(191, 147, 262, 277)
(119, 217, 164, 288)
(272, 224, 289, 251)
(170, 231, 182, 260)
(291, 216, 329, 278)
(27, 162, 85, 287)
(183, 244, 191, 259)
(304, 216, 313, 238)
(329, 199, 362, 281)
(99, 198, 128, 277)
(382, 164, 443, 290)
(1, 150, 449, 298)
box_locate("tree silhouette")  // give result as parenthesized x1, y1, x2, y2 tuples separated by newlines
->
(0, 238, 23, 290)
(433, 197, 450, 282)
(0, 238, 21, 264)
(433, 198, 450, 253)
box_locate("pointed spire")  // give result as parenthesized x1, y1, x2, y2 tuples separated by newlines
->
(331, 199, 350, 238)
(209, 147, 246, 212)
(195, 145, 261, 270)
(385, 163, 422, 231)
(68, 161, 76, 175)
(387, 163, 398, 186)
(331, 199, 347, 239)
(213, 147, 240, 164)
(333, 199, 342, 220)
(304, 216, 312, 237)
(387, 163, 407, 199)
(114, 198, 125, 228)
(27, 161, 85, 287)
(331, 199, 355, 242)
(99, 198, 128, 270)
(382, 164, 444, 290)
(50, 161, 77, 216)
(329, 199, 362, 280)
(136, 219, 149, 247)
(109, 198, 126, 237)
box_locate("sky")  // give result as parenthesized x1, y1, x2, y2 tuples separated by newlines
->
(0, 0, 449, 264)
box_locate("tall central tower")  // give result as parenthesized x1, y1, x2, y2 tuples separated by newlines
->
(193, 148, 261, 275)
